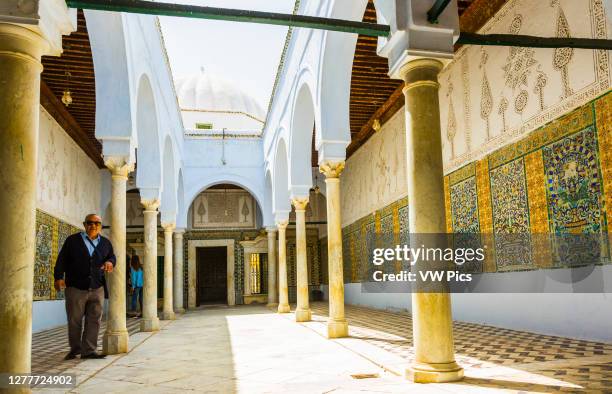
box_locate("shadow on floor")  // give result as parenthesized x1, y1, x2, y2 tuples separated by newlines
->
(31, 316, 142, 375)
(309, 301, 612, 392)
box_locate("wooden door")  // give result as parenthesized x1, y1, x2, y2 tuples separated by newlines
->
(196, 246, 228, 305)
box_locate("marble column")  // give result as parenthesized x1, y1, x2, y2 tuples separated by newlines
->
(320, 162, 348, 338)
(141, 199, 160, 332)
(266, 227, 278, 308)
(173, 230, 185, 313)
(0, 23, 46, 379)
(277, 220, 290, 313)
(161, 223, 175, 320)
(102, 158, 132, 354)
(401, 58, 463, 383)
(292, 198, 311, 322)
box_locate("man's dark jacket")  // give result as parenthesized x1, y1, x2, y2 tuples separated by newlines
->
(54, 233, 116, 292)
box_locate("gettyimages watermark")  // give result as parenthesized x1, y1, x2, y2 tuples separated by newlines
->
(359, 233, 612, 294)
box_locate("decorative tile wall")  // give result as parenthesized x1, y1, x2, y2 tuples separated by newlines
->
(34, 210, 80, 301)
(323, 93, 612, 283)
(490, 158, 534, 271)
(450, 176, 480, 234)
(446, 95, 611, 272)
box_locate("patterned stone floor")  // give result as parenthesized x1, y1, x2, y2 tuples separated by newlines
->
(29, 303, 612, 393)
(309, 302, 612, 393)
(31, 316, 142, 375)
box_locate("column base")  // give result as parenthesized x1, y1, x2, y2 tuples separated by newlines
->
(140, 317, 160, 332)
(327, 319, 348, 338)
(102, 330, 129, 354)
(295, 308, 312, 322)
(277, 303, 290, 313)
(161, 311, 175, 320)
(406, 361, 464, 383)
(175, 307, 185, 314)
(266, 302, 279, 309)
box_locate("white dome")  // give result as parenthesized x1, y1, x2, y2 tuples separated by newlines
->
(175, 71, 265, 122)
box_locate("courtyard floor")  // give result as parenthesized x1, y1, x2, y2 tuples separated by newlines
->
(32, 302, 612, 393)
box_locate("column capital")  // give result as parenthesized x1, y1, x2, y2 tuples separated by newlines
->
(399, 58, 444, 87)
(0, 0, 77, 56)
(291, 197, 309, 211)
(319, 161, 345, 179)
(162, 222, 176, 232)
(141, 198, 160, 212)
(276, 220, 289, 230)
(104, 156, 134, 178)
(266, 226, 278, 234)
(374, 0, 457, 80)
(174, 228, 186, 236)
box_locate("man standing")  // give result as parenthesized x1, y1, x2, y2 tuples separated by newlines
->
(54, 214, 116, 360)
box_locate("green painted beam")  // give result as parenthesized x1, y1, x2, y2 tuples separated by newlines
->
(65, 0, 612, 50)
(457, 32, 612, 50)
(65, 0, 391, 37)
(427, 0, 452, 24)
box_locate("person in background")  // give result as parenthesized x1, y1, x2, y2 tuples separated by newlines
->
(130, 255, 144, 317)
(54, 213, 115, 360)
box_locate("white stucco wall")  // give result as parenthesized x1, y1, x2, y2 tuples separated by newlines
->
(181, 136, 270, 226)
(323, 264, 612, 342)
(34, 108, 103, 333)
(340, 109, 407, 227)
(37, 107, 102, 227)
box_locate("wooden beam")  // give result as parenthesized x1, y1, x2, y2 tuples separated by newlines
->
(40, 81, 104, 168)
(458, 32, 612, 50)
(459, 0, 508, 33)
(347, 84, 404, 156)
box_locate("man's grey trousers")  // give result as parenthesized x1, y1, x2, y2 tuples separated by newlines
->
(65, 286, 104, 355)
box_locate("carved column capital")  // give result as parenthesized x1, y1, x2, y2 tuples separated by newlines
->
(266, 226, 278, 235)
(141, 198, 160, 212)
(320, 161, 345, 179)
(291, 198, 309, 211)
(174, 229, 185, 236)
(104, 156, 133, 178)
(276, 220, 288, 230)
(399, 58, 444, 89)
(162, 222, 176, 233)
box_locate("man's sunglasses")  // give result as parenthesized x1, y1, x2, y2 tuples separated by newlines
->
(85, 221, 102, 226)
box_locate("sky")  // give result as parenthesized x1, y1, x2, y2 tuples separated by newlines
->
(159, 0, 296, 113)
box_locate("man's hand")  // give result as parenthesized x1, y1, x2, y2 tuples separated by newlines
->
(54, 279, 66, 291)
(102, 261, 114, 273)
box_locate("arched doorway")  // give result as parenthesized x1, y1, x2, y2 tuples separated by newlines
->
(186, 183, 264, 307)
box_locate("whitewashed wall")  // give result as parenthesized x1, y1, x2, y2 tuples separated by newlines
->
(340, 109, 407, 227)
(37, 107, 101, 227)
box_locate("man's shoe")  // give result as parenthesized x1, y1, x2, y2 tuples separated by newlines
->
(81, 352, 106, 359)
(64, 351, 79, 360)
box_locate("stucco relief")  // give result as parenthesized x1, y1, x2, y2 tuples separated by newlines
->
(37, 107, 101, 227)
(340, 110, 407, 227)
(439, 0, 611, 174)
(191, 190, 255, 229)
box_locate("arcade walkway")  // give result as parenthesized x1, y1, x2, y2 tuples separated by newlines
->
(32, 303, 612, 393)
